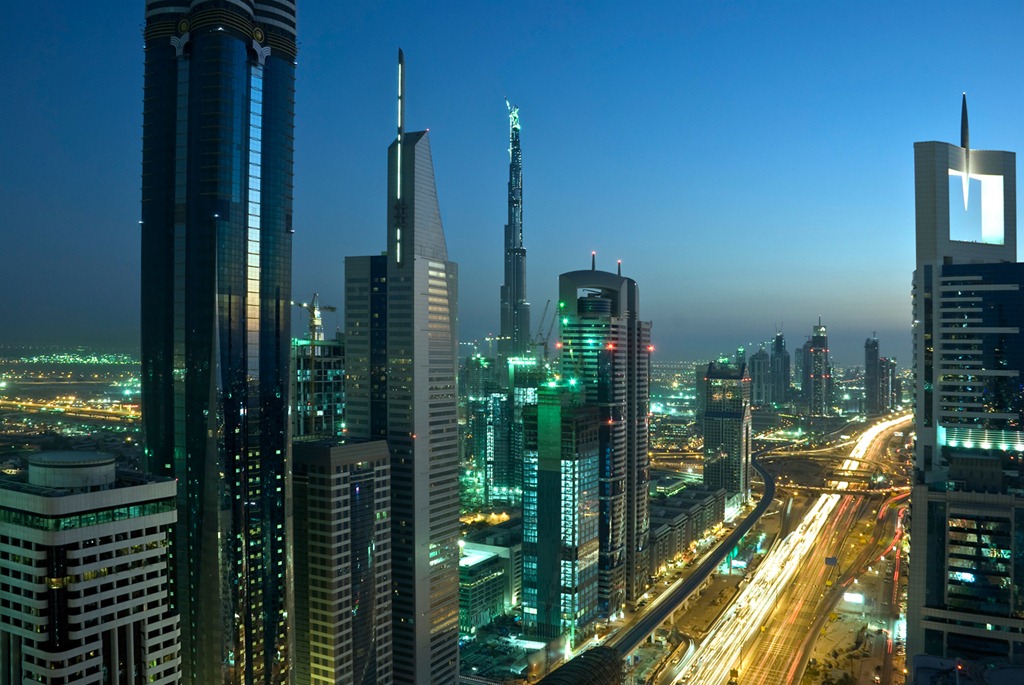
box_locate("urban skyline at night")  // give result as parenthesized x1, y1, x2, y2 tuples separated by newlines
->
(5, 2, 1024, 364)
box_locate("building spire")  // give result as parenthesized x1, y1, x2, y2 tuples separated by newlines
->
(498, 98, 530, 359)
(960, 92, 971, 210)
(397, 49, 404, 143)
(591, 251, 596, 270)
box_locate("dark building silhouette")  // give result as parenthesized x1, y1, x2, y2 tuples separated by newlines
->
(140, 2, 296, 682)
(770, 331, 790, 404)
(865, 335, 881, 415)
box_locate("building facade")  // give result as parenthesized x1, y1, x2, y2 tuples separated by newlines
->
(522, 384, 600, 648)
(558, 266, 652, 610)
(344, 52, 460, 684)
(140, 3, 297, 682)
(908, 96, 1024, 663)
(292, 441, 392, 685)
(0, 452, 180, 685)
(702, 360, 752, 504)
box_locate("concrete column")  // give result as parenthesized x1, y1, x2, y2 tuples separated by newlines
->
(109, 627, 119, 685)
(0, 630, 9, 685)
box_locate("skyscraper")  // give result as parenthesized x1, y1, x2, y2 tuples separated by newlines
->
(749, 346, 771, 406)
(701, 360, 752, 504)
(864, 335, 881, 415)
(292, 441, 393, 685)
(345, 52, 460, 684)
(499, 101, 531, 361)
(558, 263, 651, 610)
(140, 3, 296, 683)
(908, 96, 1023, 662)
(0, 452, 180, 685)
(770, 331, 790, 404)
(806, 319, 830, 416)
(521, 383, 601, 648)
(292, 294, 345, 440)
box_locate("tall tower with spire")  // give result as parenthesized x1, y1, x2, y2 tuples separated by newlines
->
(499, 101, 531, 360)
(908, 95, 1021, 664)
(345, 50, 460, 684)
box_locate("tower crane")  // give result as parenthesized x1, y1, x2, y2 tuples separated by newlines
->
(531, 299, 558, 360)
(291, 293, 337, 436)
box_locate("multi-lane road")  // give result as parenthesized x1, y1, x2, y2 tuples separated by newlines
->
(670, 415, 911, 685)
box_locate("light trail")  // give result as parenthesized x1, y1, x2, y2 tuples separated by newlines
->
(674, 415, 911, 685)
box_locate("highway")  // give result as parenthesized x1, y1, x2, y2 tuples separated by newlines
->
(606, 450, 777, 656)
(671, 415, 911, 685)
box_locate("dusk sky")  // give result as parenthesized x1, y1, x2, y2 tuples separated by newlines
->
(4, 2, 1024, 365)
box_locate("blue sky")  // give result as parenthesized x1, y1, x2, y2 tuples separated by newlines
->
(3, 2, 1024, 364)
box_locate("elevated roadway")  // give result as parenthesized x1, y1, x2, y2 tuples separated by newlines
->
(606, 451, 777, 656)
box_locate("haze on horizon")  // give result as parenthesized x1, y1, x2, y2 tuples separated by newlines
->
(4, 2, 1024, 366)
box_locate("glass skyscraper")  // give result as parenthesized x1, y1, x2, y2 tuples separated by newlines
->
(701, 359, 752, 505)
(521, 382, 600, 648)
(140, 2, 296, 683)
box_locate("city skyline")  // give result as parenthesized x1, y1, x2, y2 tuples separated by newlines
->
(6, 3, 1024, 364)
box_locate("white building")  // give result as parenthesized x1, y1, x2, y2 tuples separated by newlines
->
(0, 451, 180, 684)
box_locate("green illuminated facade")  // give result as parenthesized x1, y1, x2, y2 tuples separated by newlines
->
(522, 382, 600, 648)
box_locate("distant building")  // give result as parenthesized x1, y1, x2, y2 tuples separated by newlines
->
(908, 96, 1024, 663)
(292, 441, 392, 685)
(806, 319, 831, 416)
(770, 332, 790, 404)
(506, 357, 546, 508)
(558, 265, 652, 610)
(702, 360, 752, 504)
(749, 346, 771, 406)
(0, 452, 180, 684)
(864, 335, 881, 415)
(880, 357, 899, 411)
(522, 383, 600, 648)
(462, 355, 515, 505)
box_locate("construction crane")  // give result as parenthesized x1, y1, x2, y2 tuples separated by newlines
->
(531, 299, 557, 360)
(291, 293, 337, 436)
